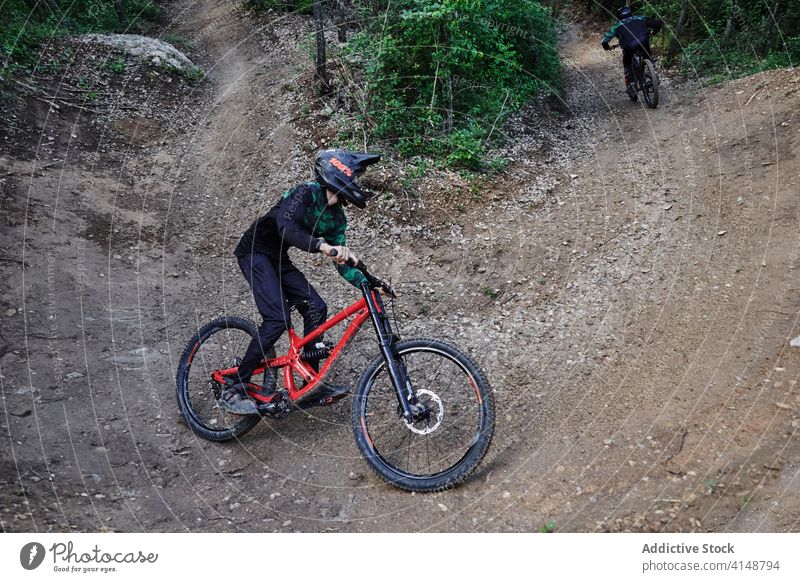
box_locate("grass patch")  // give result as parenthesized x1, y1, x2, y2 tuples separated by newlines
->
(1, 0, 165, 82)
(538, 520, 557, 533)
(481, 286, 501, 299)
(170, 64, 206, 86)
(105, 57, 126, 75)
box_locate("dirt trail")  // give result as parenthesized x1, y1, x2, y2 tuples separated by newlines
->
(2, 4, 799, 532)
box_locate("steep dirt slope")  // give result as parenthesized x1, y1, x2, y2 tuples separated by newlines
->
(1, 4, 798, 532)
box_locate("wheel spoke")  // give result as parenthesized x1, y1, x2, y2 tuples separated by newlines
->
(177, 318, 263, 441)
(356, 342, 493, 486)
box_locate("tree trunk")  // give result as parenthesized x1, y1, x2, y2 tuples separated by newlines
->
(722, 0, 737, 47)
(113, 0, 127, 28)
(761, 0, 781, 54)
(446, 74, 454, 134)
(314, 0, 331, 93)
(668, 0, 690, 60)
(336, 0, 348, 43)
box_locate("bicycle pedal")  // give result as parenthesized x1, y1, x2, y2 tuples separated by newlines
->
(256, 397, 289, 417)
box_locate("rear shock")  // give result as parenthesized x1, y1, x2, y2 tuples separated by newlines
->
(302, 341, 332, 361)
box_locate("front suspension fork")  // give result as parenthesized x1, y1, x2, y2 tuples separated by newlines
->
(363, 285, 419, 420)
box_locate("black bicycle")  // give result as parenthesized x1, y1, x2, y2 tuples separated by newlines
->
(611, 43, 660, 108)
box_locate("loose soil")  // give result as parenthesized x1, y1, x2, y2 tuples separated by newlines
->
(1, 4, 799, 532)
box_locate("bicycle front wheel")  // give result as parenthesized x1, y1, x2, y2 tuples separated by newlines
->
(642, 59, 659, 108)
(352, 338, 495, 492)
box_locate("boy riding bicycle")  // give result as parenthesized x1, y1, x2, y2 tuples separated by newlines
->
(221, 149, 381, 415)
(601, 5, 663, 100)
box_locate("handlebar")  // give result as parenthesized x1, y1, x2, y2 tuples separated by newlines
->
(327, 248, 396, 298)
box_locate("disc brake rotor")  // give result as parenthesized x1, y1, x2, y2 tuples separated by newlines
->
(404, 389, 444, 435)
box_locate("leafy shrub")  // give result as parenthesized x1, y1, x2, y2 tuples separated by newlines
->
(345, 0, 561, 169)
(1, 0, 164, 80)
(606, 0, 800, 79)
(246, 0, 314, 14)
(105, 57, 126, 74)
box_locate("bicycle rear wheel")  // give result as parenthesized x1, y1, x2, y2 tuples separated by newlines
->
(642, 59, 659, 108)
(352, 338, 494, 492)
(176, 316, 275, 442)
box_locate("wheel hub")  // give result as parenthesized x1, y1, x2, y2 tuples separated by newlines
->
(404, 389, 444, 435)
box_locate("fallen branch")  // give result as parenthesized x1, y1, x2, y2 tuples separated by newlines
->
(13, 79, 40, 93)
(745, 87, 763, 106)
(28, 93, 61, 110)
(28, 333, 79, 340)
(664, 428, 688, 463)
(36, 159, 64, 170)
(53, 100, 102, 114)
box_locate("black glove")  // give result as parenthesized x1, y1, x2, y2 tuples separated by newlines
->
(602, 41, 611, 51)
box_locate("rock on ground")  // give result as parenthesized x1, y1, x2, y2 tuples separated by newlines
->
(82, 34, 197, 72)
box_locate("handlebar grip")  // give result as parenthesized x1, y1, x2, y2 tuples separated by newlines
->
(327, 247, 358, 267)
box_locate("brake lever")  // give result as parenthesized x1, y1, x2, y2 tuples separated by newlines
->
(355, 261, 397, 298)
(330, 252, 397, 297)
(381, 282, 398, 299)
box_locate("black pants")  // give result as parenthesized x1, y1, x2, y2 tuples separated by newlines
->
(235, 254, 327, 383)
(622, 39, 652, 82)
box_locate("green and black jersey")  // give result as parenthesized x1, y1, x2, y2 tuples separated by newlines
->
(602, 15, 663, 49)
(234, 181, 367, 288)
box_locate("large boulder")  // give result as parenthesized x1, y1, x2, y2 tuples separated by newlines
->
(82, 34, 197, 72)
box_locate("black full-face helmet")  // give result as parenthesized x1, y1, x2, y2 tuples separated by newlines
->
(314, 149, 382, 209)
(617, 5, 633, 19)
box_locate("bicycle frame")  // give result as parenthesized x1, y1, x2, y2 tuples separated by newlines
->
(632, 51, 645, 87)
(264, 293, 374, 402)
(210, 286, 400, 406)
(210, 263, 421, 418)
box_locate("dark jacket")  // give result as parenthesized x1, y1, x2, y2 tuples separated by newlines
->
(602, 15, 663, 50)
(234, 181, 367, 287)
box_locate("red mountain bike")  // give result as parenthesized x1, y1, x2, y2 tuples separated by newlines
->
(175, 260, 495, 492)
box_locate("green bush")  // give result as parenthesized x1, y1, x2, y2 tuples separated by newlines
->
(1, 0, 164, 80)
(606, 0, 800, 80)
(246, 0, 314, 14)
(680, 36, 798, 82)
(346, 0, 561, 169)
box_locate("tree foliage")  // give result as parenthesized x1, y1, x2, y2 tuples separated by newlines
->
(1, 0, 163, 79)
(346, 0, 561, 168)
(586, 0, 800, 78)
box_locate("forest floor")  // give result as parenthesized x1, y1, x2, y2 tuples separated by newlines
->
(2, 3, 799, 532)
